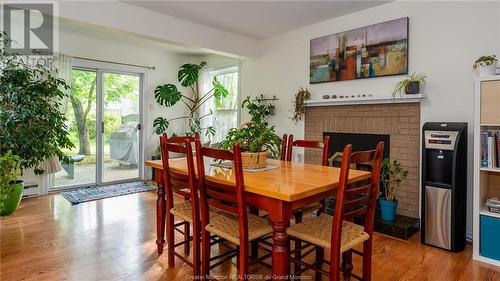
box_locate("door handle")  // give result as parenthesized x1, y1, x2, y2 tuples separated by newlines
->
(101, 122, 104, 134)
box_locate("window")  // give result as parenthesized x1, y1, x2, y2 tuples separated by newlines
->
(201, 65, 239, 144)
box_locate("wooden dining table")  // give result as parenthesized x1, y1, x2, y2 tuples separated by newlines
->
(145, 158, 371, 280)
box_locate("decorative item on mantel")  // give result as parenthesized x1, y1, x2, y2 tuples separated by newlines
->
(473, 55, 498, 77)
(391, 72, 427, 98)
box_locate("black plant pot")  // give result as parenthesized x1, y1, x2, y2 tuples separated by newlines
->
(405, 81, 420, 95)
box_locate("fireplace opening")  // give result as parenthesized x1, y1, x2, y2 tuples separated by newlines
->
(323, 132, 390, 164)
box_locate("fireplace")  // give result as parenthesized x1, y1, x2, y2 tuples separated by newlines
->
(304, 103, 421, 239)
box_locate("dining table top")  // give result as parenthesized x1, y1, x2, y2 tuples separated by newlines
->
(145, 158, 371, 202)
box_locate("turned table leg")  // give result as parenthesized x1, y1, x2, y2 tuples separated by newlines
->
(155, 169, 166, 255)
(269, 202, 291, 281)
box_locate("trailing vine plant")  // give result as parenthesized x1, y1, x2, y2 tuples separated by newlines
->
(291, 87, 311, 123)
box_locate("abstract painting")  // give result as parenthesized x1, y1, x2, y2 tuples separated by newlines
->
(310, 17, 408, 83)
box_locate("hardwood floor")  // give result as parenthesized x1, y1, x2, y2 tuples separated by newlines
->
(1, 192, 499, 281)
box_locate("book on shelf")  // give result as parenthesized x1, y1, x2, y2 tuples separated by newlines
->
(488, 207, 500, 214)
(481, 130, 500, 168)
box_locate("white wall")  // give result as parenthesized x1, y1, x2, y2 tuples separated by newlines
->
(240, 1, 500, 234)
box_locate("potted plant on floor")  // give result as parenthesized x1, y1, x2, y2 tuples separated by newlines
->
(0, 151, 23, 216)
(379, 158, 409, 221)
(391, 72, 427, 98)
(473, 55, 498, 76)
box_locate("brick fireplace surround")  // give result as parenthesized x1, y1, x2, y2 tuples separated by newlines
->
(304, 103, 421, 218)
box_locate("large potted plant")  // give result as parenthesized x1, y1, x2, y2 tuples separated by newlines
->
(473, 55, 498, 76)
(0, 32, 74, 214)
(220, 95, 281, 168)
(220, 122, 281, 169)
(152, 62, 229, 138)
(0, 151, 23, 216)
(379, 158, 409, 221)
(391, 72, 427, 97)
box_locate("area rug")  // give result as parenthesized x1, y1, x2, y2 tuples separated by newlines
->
(61, 182, 156, 204)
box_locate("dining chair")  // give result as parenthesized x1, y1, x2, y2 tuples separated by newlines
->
(286, 142, 384, 281)
(194, 139, 273, 280)
(281, 134, 288, 161)
(159, 133, 201, 275)
(286, 134, 331, 271)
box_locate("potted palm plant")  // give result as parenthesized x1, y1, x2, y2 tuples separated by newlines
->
(0, 151, 23, 216)
(379, 158, 409, 221)
(391, 72, 427, 97)
(473, 55, 498, 76)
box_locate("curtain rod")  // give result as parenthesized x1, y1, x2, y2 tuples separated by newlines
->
(73, 56, 156, 70)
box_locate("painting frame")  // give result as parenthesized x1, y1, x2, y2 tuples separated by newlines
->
(310, 17, 409, 84)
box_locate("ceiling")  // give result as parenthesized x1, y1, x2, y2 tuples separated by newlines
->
(125, 1, 389, 39)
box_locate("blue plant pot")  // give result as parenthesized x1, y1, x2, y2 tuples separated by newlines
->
(379, 198, 398, 221)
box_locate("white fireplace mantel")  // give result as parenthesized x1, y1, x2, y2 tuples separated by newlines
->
(304, 94, 426, 107)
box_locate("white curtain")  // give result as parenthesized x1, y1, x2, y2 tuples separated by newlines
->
(54, 53, 73, 114)
(40, 54, 73, 194)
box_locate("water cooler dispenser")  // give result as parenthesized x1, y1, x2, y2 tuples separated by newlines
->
(421, 122, 467, 252)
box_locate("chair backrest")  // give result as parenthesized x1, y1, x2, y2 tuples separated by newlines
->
(194, 139, 249, 245)
(281, 134, 288, 161)
(286, 135, 330, 166)
(344, 141, 384, 227)
(329, 142, 384, 279)
(159, 133, 199, 217)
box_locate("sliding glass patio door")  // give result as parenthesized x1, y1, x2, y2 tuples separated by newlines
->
(53, 67, 143, 189)
(101, 72, 141, 184)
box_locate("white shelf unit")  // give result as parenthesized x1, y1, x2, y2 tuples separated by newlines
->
(473, 76, 500, 267)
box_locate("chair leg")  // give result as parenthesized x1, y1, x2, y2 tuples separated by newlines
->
(341, 250, 353, 281)
(236, 246, 240, 269)
(192, 223, 201, 278)
(201, 229, 210, 280)
(249, 207, 259, 259)
(314, 246, 324, 281)
(362, 239, 373, 281)
(184, 222, 191, 256)
(239, 244, 248, 281)
(166, 214, 175, 268)
(294, 210, 303, 273)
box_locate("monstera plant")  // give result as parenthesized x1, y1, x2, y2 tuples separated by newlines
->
(153, 62, 229, 137)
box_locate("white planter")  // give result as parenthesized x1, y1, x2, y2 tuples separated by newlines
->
(478, 62, 498, 76)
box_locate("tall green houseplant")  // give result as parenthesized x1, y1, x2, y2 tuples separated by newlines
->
(0, 32, 74, 174)
(0, 32, 74, 214)
(153, 62, 229, 137)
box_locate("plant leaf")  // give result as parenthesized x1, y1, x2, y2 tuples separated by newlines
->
(212, 78, 229, 108)
(153, 117, 169, 135)
(178, 62, 205, 87)
(154, 84, 182, 107)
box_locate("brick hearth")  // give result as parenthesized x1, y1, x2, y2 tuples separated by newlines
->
(304, 103, 420, 218)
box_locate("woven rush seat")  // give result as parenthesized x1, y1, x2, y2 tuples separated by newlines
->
(205, 212, 273, 245)
(170, 201, 222, 223)
(286, 213, 369, 253)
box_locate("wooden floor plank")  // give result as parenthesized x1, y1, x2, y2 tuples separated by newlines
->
(1, 192, 500, 281)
